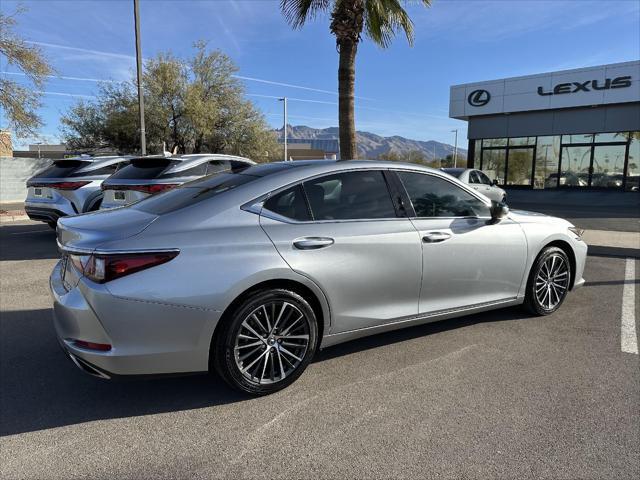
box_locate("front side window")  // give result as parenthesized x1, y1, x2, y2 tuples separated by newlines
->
(477, 171, 492, 185)
(397, 171, 490, 218)
(468, 171, 481, 184)
(303, 170, 396, 220)
(263, 185, 310, 221)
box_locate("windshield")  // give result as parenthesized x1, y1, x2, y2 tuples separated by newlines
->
(441, 168, 465, 178)
(132, 173, 257, 215)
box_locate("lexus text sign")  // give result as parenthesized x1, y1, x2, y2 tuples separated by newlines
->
(449, 61, 640, 119)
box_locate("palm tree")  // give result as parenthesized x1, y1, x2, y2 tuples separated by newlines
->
(280, 0, 430, 159)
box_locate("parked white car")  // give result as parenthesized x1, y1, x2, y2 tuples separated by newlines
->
(441, 168, 507, 203)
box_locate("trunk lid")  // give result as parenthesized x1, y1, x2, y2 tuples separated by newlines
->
(56, 208, 158, 251)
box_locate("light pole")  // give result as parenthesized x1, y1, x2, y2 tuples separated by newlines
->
(279, 97, 288, 161)
(133, 0, 146, 155)
(451, 129, 458, 167)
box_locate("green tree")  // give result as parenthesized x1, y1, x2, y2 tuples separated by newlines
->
(61, 43, 278, 161)
(281, 0, 431, 160)
(0, 6, 54, 140)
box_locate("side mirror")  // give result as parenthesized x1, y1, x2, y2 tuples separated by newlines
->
(492, 179, 500, 186)
(490, 201, 509, 223)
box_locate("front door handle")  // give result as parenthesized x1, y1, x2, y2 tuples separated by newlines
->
(293, 237, 335, 250)
(422, 232, 452, 243)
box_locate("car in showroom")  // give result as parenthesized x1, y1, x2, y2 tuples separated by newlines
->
(25, 155, 132, 227)
(441, 167, 507, 203)
(99, 154, 255, 209)
(51, 160, 587, 395)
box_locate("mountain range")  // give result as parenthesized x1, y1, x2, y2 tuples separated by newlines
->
(276, 126, 467, 160)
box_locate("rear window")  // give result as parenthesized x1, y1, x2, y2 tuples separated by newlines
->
(132, 173, 256, 215)
(109, 158, 180, 180)
(159, 163, 208, 179)
(32, 160, 92, 179)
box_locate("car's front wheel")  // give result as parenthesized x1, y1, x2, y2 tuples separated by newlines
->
(212, 289, 318, 395)
(523, 246, 571, 315)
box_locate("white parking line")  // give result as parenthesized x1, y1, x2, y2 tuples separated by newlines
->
(621, 258, 638, 355)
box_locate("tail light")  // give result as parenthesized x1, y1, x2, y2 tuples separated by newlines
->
(69, 251, 178, 283)
(28, 181, 90, 190)
(101, 183, 179, 194)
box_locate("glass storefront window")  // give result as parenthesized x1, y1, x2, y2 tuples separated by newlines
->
(483, 138, 507, 148)
(626, 132, 640, 192)
(560, 146, 591, 187)
(535, 136, 560, 189)
(506, 149, 534, 185)
(563, 134, 594, 144)
(594, 132, 628, 143)
(473, 139, 481, 168)
(481, 149, 506, 184)
(591, 144, 626, 187)
(508, 137, 536, 146)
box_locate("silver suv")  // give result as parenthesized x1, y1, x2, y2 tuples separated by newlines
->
(25, 155, 132, 227)
(100, 154, 255, 209)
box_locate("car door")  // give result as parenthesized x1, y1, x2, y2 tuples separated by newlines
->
(394, 170, 527, 314)
(259, 169, 422, 333)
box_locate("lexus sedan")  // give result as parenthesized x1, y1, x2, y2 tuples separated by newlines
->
(51, 160, 587, 395)
(100, 154, 255, 209)
(25, 155, 132, 227)
(441, 167, 507, 203)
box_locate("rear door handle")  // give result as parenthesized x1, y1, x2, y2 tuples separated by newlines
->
(293, 237, 335, 250)
(422, 232, 452, 243)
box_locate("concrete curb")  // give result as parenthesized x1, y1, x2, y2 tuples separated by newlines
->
(0, 214, 30, 223)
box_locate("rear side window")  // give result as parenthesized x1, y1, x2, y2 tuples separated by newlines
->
(397, 171, 490, 218)
(132, 173, 255, 215)
(207, 160, 231, 175)
(303, 170, 396, 220)
(32, 160, 92, 179)
(109, 159, 178, 180)
(263, 185, 310, 221)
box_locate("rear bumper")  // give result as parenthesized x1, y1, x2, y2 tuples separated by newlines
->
(50, 260, 219, 378)
(24, 206, 68, 224)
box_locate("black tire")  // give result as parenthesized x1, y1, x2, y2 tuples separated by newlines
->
(47, 221, 57, 229)
(87, 197, 102, 212)
(523, 246, 571, 316)
(212, 289, 318, 395)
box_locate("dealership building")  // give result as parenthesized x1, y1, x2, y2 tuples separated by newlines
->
(450, 61, 640, 191)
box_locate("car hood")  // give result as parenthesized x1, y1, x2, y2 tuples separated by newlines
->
(57, 207, 158, 251)
(509, 209, 574, 228)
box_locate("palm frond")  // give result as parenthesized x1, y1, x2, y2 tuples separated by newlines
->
(365, 0, 430, 48)
(280, 0, 332, 29)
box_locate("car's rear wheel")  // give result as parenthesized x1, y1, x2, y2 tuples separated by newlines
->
(212, 289, 318, 395)
(47, 221, 57, 229)
(523, 246, 571, 315)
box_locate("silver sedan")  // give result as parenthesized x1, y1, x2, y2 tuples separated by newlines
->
(441, 168, 507, 203)
(51, 160, 587, 395)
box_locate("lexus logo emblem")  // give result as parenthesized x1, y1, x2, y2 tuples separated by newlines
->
(468, 89, 491, 107)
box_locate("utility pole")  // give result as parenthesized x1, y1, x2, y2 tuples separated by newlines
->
(279, 97, 288, 161)
(133, 0, 146, 155)
(451, 129, 458, 167)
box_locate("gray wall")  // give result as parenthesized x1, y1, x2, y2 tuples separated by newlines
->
(468, 102, 640, 139)
(0, 157, 51, 203)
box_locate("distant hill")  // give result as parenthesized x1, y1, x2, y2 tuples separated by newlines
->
(276, 125, 467, 160)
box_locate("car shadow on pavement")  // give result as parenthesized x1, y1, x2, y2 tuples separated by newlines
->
(0, 307, 245, 437)
(1, 306, 528, 437)
(0, 223, 59, 261)
(315, 306, 527, 362)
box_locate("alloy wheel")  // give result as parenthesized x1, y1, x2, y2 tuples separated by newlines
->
(535, 253, 569, 310)
(234, 301, 311, 384)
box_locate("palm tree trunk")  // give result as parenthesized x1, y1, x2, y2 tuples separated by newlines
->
(338, 38, 357, 160)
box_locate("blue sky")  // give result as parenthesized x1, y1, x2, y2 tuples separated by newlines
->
(2, 0, 639, 149)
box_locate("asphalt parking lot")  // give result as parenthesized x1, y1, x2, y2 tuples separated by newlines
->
(1, 220, 638, 480)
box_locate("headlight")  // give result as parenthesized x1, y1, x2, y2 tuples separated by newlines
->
(568, 227, 584, 240)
